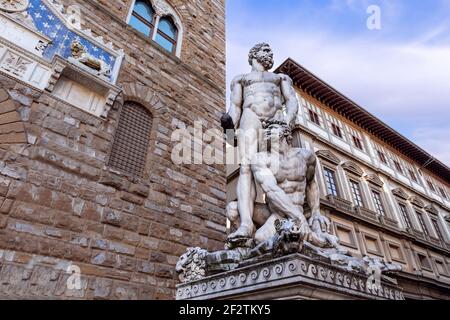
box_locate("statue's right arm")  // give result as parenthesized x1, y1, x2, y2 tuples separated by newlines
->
(228, 75, 243, 130)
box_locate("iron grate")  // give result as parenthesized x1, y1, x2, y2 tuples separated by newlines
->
(108, 102, 153, 178)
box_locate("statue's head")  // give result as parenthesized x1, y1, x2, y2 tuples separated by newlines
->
(71, 40, 86, 58)
(263, 122, 293, 146)
(248, 43, 274, 70)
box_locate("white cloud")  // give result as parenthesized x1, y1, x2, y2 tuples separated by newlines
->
(412, 127, 450, 166)
(227, 14, 450, 166)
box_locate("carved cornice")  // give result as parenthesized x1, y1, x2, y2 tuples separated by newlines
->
(392, 188, 409, 200)
(365, 174, 384, 187)
(176, 254, 405, 301)
(321, 197, 450, 256)
(409, 196, 425, 208)
(316, 149, 340, 165)
(342, 161, 364, 177)
(424, 205, 439, 216)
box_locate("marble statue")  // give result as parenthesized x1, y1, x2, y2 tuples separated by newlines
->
(176, 43, 402, 285)
(221, 43, 299, 241)
(226, 122, 338, 250)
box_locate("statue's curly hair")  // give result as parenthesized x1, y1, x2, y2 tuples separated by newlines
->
(248, 42, 272, 66)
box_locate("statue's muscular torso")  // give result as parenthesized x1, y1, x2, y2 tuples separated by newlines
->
(234, 71, 288, 122)
(265, 148, 316, 208)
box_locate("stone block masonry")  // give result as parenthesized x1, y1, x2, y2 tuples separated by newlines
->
(0, 0, 226, 299)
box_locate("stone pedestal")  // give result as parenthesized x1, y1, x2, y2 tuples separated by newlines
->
(176, 253, 405, 300)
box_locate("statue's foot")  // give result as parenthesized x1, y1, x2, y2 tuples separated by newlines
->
(228, 225, 255, 240)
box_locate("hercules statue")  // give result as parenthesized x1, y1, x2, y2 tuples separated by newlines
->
(222, 43, 331, 243)
(175, 44, 402, 285)
(221, 43, 300, 240)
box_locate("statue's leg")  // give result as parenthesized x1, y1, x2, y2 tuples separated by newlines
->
(255, 213, 282, 244)
(229, 110, 262, 239)
(253, 203, 272, 229)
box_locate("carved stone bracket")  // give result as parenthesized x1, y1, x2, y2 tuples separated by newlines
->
(392, 188, 409, 200)
(342, 161, 364, 177)
(152, 0, 172, 16)
(409, 196, 425, 208)
(424, 204, 439, 215)
(46, 55, 121, 119)
(365, 174, 384, 187)
(316, 149, 341, 165)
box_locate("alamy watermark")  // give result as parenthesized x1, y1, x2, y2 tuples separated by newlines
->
(170, 121, 288, 174)
(367, 5, 381, 30)
(66, 264, 82, 291)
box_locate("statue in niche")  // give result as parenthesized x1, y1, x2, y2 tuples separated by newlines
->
(69, 40, 111, 78)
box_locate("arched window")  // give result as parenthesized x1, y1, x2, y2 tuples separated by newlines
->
(155, 17, 178, 54)
(108, 102, 153, 178)
(128, 0, 181, 55)
(129, 0, 156, 38)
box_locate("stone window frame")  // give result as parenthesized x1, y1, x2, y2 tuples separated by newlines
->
(322, 165, 341, 198)
(386, 241, 406, 264)
(104, 83, 167, 184)
(303, 99, 323, 128)
(438, 186, 448, 200)
(316, 151, 345, 199)
(333, 222, 359, 250)
(341, 161, 370, 209)
(126, 0, 184, 58)
(325, 113, 347, 142)
(404, 162, 420, 184)
(373, 142, 390, 167)
(346, 126, 366, 153)
(425, 177, 437, 194)
(433, 258, 448, 276)
(377, 150, 388, 165)
(361, 231, 384, 257)
(370, 187, 387, 217)
(415, 210, 431, 238)
(415, 251, 433, 272)
(107, 101, 154, 178)
(395, 199, 415, 232)
(393, 160, 404, 175)
(429, 216, 446, 244)
(347, 175, 366, 208)
(424, 206, 447, 244)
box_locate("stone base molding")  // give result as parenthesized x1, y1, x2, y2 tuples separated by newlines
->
(176, 253, 405, 300)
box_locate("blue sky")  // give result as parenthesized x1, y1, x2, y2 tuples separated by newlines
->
(227, 0, 450, 166)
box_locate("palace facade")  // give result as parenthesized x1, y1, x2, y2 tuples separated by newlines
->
(0, 0, 226, 299)
(227, 58, 450, 299)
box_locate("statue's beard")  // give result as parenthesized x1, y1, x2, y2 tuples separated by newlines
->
(256, 55, 274, 70)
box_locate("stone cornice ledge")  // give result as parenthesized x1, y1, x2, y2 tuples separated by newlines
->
(176, 253, 405, 300)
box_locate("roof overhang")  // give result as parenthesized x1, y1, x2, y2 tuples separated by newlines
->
(275, 58, 450, 184)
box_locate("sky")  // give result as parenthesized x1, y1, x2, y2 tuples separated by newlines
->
(226, 0, 450, 166)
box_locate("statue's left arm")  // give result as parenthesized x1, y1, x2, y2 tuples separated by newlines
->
(280, 74, 299, 125)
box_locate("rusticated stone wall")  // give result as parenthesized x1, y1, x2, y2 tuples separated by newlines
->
(0, 0, 226, 299)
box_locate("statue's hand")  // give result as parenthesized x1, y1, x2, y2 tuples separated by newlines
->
(309, 214, 331, 234)
(283, 112, 296, 127)
(220, 113, 235, 132)
(299, 221, 311, 240)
